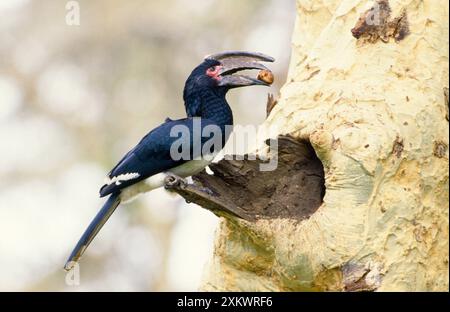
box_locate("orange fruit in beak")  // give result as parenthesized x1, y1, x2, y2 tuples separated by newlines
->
(257, 70, 274, 85)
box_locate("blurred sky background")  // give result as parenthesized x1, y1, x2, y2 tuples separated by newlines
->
(0, 0, 295, 291)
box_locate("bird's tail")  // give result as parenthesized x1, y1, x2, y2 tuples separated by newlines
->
(64, 192, 121, 271)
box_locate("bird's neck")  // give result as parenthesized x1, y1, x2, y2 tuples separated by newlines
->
(184, 88, 233, 126)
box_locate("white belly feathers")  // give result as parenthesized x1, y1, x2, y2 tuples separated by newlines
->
(119, 159, 211, 203)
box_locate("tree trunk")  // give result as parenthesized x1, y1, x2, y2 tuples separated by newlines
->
(170, 0, 449, 291)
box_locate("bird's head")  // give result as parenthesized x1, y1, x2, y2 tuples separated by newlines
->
(184, 51, 275, 94)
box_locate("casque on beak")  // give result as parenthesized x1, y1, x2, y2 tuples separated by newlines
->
(206, 51, 275, 88)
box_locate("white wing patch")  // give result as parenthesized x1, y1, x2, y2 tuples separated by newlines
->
(104, 172, 140, 186)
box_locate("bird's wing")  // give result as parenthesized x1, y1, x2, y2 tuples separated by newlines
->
(99, 118, 219, 197)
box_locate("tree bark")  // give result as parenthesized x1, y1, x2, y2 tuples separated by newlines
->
(170, 0, 449, 291)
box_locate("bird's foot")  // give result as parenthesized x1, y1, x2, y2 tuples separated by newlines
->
(164, 174, 187, 189)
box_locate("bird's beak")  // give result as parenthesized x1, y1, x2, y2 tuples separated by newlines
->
(206, 51, 275, 88)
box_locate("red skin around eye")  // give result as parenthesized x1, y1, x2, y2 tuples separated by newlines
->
(206, 65, 222, 81)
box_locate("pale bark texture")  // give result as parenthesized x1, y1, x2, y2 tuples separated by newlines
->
(196, 0, 448, 291)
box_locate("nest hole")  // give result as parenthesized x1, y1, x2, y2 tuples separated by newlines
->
(171, 135, 325, 221)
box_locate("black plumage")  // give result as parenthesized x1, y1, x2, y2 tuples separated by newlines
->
(99, 117, 229, 197)
(65, 51, 274, 270)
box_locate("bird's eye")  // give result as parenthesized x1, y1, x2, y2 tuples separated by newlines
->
(206, 65, 220, 79)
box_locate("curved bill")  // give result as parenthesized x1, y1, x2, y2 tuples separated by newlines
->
(206, 51, 275, 63)
(205, 51, 275, 88)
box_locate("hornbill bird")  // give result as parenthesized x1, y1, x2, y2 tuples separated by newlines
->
(64, 51, 274, 271)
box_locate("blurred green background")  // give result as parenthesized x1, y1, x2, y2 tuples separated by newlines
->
(0, 0, 295, 291)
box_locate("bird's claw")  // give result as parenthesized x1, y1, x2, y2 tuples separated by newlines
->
(164, 174, 186, 189)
